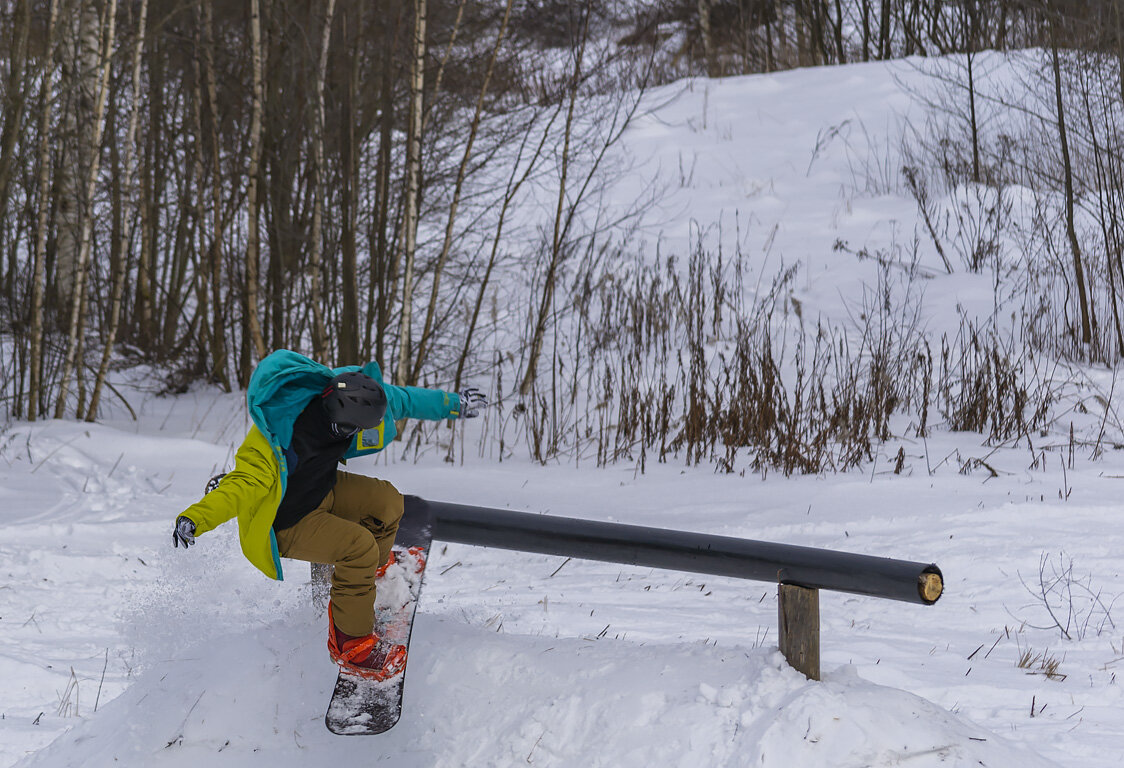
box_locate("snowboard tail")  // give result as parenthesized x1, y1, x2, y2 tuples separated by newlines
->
(325, 495, 432, 735)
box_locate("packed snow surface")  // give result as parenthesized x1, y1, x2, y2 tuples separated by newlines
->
(6, 406, 1114, 768)
(3, 56, 1123, 766)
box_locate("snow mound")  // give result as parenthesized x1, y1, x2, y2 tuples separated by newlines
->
(16, 614, 1056, 768)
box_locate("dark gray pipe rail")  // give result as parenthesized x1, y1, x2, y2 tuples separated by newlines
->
(417, 499, 943, 605)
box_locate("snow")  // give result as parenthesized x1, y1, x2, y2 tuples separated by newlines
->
(4, 616, 1061, 768)
(4, 404, 1121, 766)
(4, 55, 1124, 767)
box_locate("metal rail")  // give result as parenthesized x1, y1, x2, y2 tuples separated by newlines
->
(416, 498, 943, 605)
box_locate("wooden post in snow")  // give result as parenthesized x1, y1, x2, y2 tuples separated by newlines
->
(778, 584, 820, 681)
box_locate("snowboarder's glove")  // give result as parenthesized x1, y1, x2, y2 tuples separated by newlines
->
(457, 387, 488, 419)
(172, 516, 196, 549)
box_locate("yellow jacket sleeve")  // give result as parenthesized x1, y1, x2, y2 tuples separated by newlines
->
(179, 427, 277, 535)
(176, 426, 287, 580)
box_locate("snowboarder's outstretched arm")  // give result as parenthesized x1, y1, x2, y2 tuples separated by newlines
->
(341, 378, 488, 456)
(171, 426, 280, 549)
(381, 381, 489, 422)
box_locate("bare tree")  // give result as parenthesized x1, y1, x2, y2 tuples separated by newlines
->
(245, 0, 268, 365)
(369, 0, 405, 366)
(697, 0, 715, 76)
(308, 0, 337, 363)
(0, 0, 31, 249)
(411, 0, 514, 382)
(28, 0, 62, 420)
(1048, 13, 1094, 353)
(202, 0, 229, 390)
(55, 0, 118, 419)
(55, 0, 104, 310)
(395, 0, 427, 386)
(88, 0, 147, 421)
(521, 2, 592, 396)
(454, 104, 558, 389)
(132, 12, 163, 353)
(337, 2, 363, 366)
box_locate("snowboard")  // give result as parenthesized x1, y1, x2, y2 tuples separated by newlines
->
(202, 477, 433, 735)
(325, 494, 433, 736)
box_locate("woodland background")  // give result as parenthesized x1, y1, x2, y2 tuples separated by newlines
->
(3, 0, 1124, 471)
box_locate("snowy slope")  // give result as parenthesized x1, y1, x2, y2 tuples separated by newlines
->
(4, 400, 1122, 766)
(11, 614, 1059, 768)
(599, 52, 1035, 341)
(4, 56, 1124, 767)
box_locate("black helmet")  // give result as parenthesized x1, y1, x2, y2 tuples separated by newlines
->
(321, 372, 387, 431)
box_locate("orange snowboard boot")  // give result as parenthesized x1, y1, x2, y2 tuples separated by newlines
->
(327, 603, 407, 681)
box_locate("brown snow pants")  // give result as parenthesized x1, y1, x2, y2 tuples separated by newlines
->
(274, 470, 403, 637)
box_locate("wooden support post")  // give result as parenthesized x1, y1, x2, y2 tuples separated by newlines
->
(778, 584, 820, 681)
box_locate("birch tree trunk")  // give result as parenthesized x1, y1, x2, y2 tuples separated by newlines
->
(55, 0, 117, 419)
(56, 0, 103, 310)
(88, 0, 147, 421)
(395, 0, 427, 386)
(244, 0, 268, 364)
(134, 34, 162, 348)
(308, 0, 336, 363)
(28, 0, 62, 421)
(201, 0, 230, 391)
(190, 2, 213, 371)
(697, 0, 715, 77)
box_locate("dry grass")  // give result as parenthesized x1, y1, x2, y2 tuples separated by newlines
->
(1016, 648, 1066, 681)
(508, 232, 1056, 475)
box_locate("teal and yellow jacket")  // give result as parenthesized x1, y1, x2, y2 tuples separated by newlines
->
(178, 349, 462, 580)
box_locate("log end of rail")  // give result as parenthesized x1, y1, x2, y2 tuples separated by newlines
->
(918, 567, 944, 605)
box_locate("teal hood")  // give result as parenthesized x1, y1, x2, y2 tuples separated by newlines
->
(247, 349, 347, 451)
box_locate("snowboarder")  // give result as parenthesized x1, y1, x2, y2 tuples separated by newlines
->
(171, 348, 486, 681)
